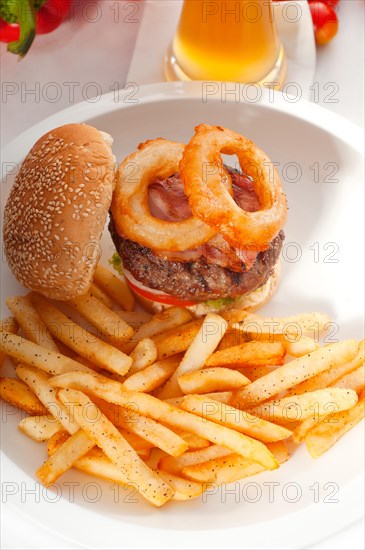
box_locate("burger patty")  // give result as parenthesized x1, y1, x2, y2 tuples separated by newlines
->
(109, 217, 284, 301)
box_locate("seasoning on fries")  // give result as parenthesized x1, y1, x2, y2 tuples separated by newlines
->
(19, 415, 63, 442)
(0, 377, 48, 416)
(6, 294, 59, 351)
(0, 316, 19, 367)
(0, 298, 364, 508)
(232, 340, 359, 406)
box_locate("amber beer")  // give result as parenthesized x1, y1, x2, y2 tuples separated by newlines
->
(165, 0, 286, 87)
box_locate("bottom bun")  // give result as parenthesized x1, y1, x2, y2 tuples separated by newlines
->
(229, 260, 282, 313)
(129, 261, 281, 317)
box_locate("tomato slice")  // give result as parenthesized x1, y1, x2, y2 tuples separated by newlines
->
(124, 272, 197, 307)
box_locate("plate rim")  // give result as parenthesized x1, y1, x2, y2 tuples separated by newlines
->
(1, 81, 364, 165)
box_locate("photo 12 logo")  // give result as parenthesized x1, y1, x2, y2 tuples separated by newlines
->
(1, 480, 141, 505)
(202, 480, 340, 504)
(1, 479, 340, 506)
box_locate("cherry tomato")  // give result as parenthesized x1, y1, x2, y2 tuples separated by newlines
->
(36, 0, 72, 35)
(0, 20, 20, 43)
(308, 1, 339, 45)
(321, 0, 339, 7)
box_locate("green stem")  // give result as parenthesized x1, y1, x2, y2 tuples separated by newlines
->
(7, 0, 36, 58)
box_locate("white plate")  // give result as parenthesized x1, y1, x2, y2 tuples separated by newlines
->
(1, 82, 364, 550)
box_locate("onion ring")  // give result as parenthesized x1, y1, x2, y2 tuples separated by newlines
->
(111, 139, 216, 252)
(180, 124, 288, 251)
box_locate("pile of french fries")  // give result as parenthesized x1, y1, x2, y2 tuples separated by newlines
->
(0, 263, 364, 507)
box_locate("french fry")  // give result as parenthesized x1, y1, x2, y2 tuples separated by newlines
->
(182, 442, 289, 484)
(246, 388, 358, 422)
(178, 367, 250, 394)
(133, 307, 193, 342)
(128, 338, 158, 374)
(252, 334, 319, 356)
(48, 428, 151, 460)
(93, 264, 135, 311)
(283, 336, 320, 357)
(18, 415, 63, 442)
(199, 392, 233, 404)
(66, 291, 134, 346)
(74, 355, 102, 371)
(204, 341, 286, 369)
(89, 283, 114, 308)
(51, 439, 137, 486)
(216, 328, 249, 350)
(118, 429, 153, 456)
(158, 445, 232, 476)
(291, 414, 328, 444)
(235, 365, 274, 381)
(0, 317, 18, 333)
(285, 340, 365, 397)
(305, 392, 365, 457)
(93, 398, 188, 457)
(163, 396, 185, 407)
(0, 377, 48, 415)
(154, 470, 205, 500)
(233, 340, 359, 405)
(51, 339, 77, 359)
(0, 332, 93, 376)
(6, 295, 59, 351)
(231, 312, 332, 334)
(49, 371, 278, 470)
(47, 433, 127, 475)
(47, 437, 203, 501)
(0, 317, 18, 367)
(182, 454, 261, 484)
(16, 365, 80, 434)
(57, 388, 174, 506)
(114, 309, 152, 328)
(122, 357, 180, 393)
(180, 395, 293, 442)
(37, 428, 95, 486)
(153, 320, 203, 360)
(220, 309, 250, 325)
(47, 429, 70, 455)
(34, 295, 132, 376)
(147, 392, 232, 408)
(268, 441, 290, 464)
(155, 313, 228, 399)
(175, 432, 210, 450)
(274, 361, 365, 443)
(332, 363, 365, 394)
(69, 448, 144, 491)
(218, 327, 319, 357)
(244, 332, 319, 357)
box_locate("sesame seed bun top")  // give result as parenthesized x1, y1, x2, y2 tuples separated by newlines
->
(3, 123, 115, 300)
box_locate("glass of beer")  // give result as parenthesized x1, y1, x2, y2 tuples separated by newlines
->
(165, 0, 286, 89)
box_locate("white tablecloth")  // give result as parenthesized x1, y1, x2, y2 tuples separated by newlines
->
(1, 1, 364, 548)
(1, 0, 363, 147)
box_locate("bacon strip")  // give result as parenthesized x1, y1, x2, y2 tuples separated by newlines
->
(148, 169, 260, 272)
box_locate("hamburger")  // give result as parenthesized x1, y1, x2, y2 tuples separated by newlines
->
(3, 123, 287, 315)
(109, 125, 287, 315)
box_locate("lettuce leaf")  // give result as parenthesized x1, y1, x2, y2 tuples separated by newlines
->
(109, 252, 124, 277)
(204, 297, 236, 310)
